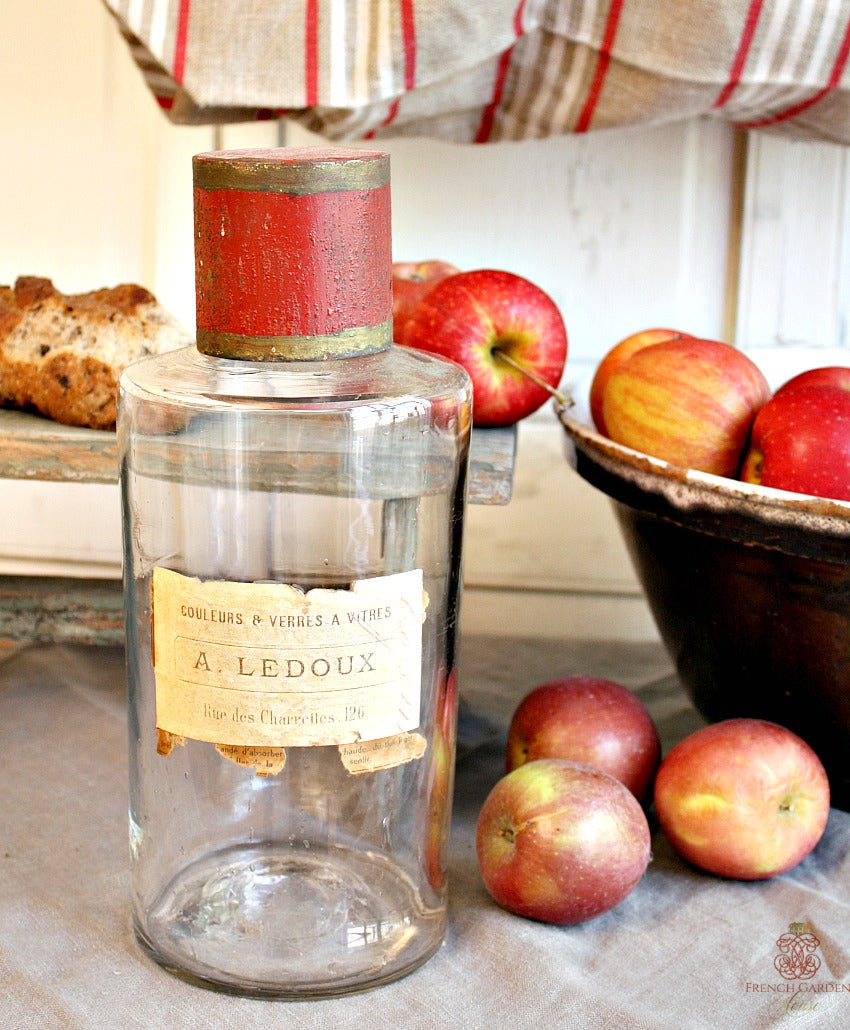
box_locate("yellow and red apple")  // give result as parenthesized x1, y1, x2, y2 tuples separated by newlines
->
(600, 336, 771, 476)
(401, 269, 568, 427)
(423, 666, 459, 891)
(475, 758, 651, 925)
(654, 719, 830, 880)
(589, 328, 689, 436)
(505, 676, 660, 804)
(424, 725, 453, 891)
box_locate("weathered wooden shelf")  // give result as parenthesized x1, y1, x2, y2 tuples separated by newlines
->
(0, 409, 516, 503)
(0, 575, 125, 647)
(0, 409, 517, 645)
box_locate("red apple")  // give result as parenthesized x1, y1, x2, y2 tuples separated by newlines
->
(475, 758, 651, 925)
(401, 269, 568, 427)
(590, 328, 690, 436)
(774, 365, 850, 397)
(506, 676, 660, 803)
(740, 383, 850, 501)
(392, 260, 460, 342)
(654, 719, 830, 880)
(602, 336, 771, 476)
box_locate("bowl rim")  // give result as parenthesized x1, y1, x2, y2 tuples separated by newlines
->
(557, 402, 850, 542)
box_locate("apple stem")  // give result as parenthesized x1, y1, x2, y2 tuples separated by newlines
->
(492, 349, 573, 410)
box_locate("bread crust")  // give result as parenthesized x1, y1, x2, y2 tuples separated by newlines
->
(0, 276, 191, 430)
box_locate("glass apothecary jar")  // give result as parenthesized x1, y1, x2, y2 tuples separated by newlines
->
(119, 147, 471, 998)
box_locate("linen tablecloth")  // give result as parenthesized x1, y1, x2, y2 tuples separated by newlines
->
(2, 636, 849, 1028)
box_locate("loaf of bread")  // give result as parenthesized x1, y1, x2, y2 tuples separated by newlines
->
(0, 276, 191, 430)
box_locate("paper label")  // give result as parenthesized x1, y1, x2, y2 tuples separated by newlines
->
(151, 567, 425, 751)
(214, 743, 288, 776)
(339, 732, 427, 775)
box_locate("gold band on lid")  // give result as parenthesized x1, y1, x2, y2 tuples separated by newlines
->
(193, 147, 391, 195)
(197, 321, 393, 362)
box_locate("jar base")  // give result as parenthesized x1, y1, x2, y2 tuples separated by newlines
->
(133, 841, 445, 998)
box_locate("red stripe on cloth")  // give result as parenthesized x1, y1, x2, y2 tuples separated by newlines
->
(305, 0, 320, 106)
(364, 98, 401, 139)
(739, 11, 850, 128)
(474, 47, 512, 142)
(713, 0, 765, 108)
(400, 0, 416, 90)
(475, 0, 526, 143)
(363, 0, 417, 137)
(574, 0, 626, 133)
(173, 0, 191, 84)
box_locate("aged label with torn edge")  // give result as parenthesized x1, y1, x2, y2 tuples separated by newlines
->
(151, 567, 427, 775)
(339, 731, 427, 774)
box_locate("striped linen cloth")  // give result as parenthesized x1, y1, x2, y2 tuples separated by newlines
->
(104, 1, 850, 144)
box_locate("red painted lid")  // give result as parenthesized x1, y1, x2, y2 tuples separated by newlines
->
(193, 147, 392, 360)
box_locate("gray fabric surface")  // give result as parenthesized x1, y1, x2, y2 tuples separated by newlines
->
(2, 639, 848, 1029)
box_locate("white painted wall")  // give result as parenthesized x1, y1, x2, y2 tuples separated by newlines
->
(736, 134, 850, 351)
(1, 0, 848, 642)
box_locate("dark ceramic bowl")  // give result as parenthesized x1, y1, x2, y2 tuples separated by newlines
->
(559, 350, 850, 810)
